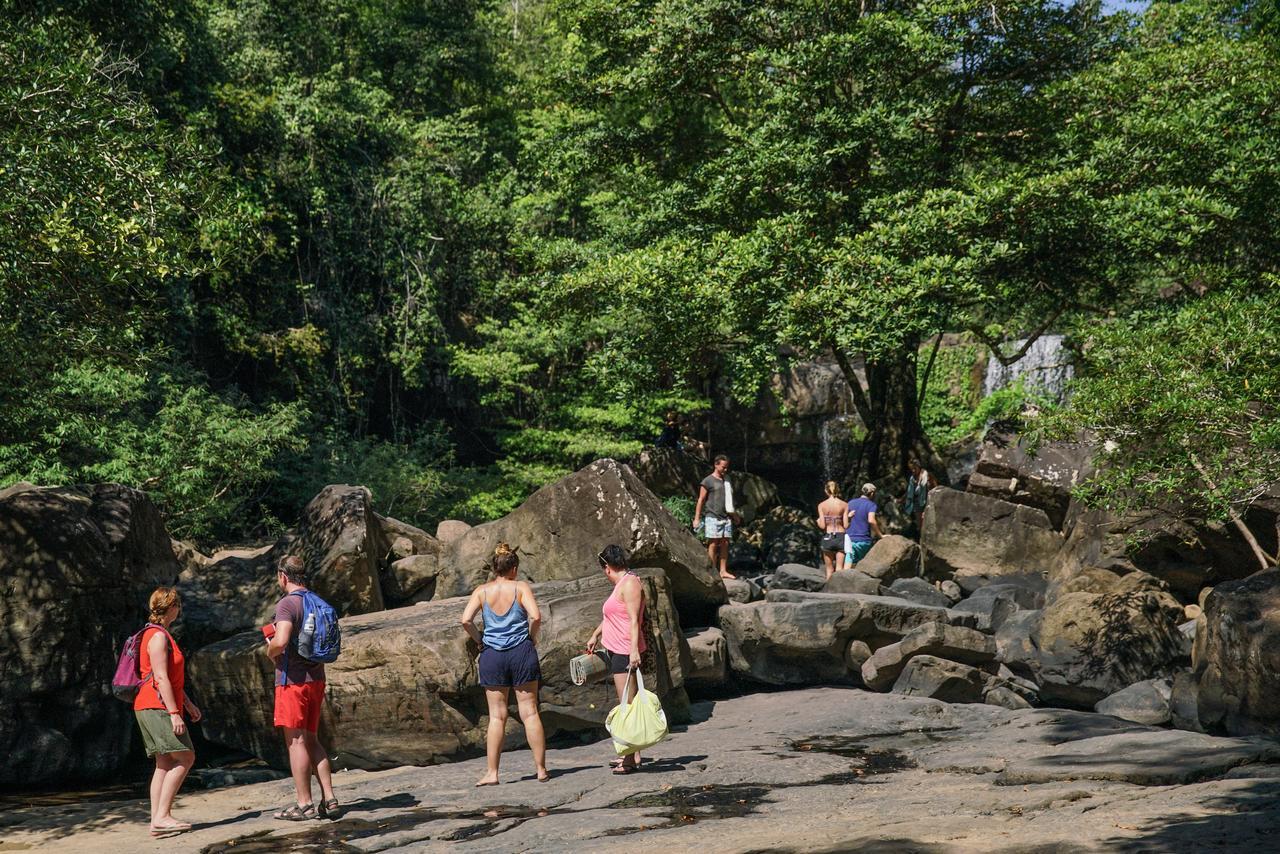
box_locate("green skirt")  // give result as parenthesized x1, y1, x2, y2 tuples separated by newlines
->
(135, 708, 194, 757)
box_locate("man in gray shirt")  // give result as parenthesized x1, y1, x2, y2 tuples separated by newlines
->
(692, 454, 737, 579)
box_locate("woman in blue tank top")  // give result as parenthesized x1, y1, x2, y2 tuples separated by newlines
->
(461, 543, 548, 785)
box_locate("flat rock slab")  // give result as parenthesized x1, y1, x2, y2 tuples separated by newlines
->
(8, 689, 1280, 853)
(999, 729, 1280, 786)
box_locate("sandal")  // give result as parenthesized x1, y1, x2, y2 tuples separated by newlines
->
(317, 798, 341, 819)
(274, 803, 317, 821)
(612, 762, 638, 775)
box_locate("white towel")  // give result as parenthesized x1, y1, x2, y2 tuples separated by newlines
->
(724, 479, 735, 514)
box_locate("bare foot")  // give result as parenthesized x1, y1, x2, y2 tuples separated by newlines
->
(150, 818, 192, 832)
(719, 571, 737, 580)
(475, 773, 500, 787)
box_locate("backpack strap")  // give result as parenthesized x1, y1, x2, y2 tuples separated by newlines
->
(278, 589, 306, 687)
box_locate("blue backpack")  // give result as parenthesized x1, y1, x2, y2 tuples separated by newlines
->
(291, 589, 341, 663)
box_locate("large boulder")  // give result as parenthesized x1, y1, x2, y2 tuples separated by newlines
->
(741, 506, 822, 572)
(1181, 571, 1280, 736)
(176, 542, 285, 650)
(890, 655, 987, 703)
(190, 569, 688, 769)
(717, 590, 974, 686)
(921, 488, 1064, 586)
(1052, 504, 1278, 603)
(684, 627, 729, 690)
(1032, 589, 1187, 707)
(968, 431, 1095, 530)
(437, 460, 725, 621)
(853, 535, 920, 582)
(824, 569, 882, 595)
(861, 623, 996, 691)
(771, 563, 827, 592)
(0, 483, 178, 786)
(1095, 678, 1173, 726)
(630, 447, 778, 526)
(885, 577, 950, 609)
(292, 485, 388, 616)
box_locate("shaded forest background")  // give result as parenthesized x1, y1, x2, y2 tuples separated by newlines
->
(2, 0, 1277, 545)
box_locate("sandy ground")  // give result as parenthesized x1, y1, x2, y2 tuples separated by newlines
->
(4, 687, 1280, 853)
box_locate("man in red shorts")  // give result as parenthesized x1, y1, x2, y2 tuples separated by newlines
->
(265, 555, 338, 820)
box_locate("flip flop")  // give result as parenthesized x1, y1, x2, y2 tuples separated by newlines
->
(474, 779, 500, 787)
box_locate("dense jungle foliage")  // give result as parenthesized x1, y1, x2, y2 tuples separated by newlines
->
(1, 0, 1277, 544)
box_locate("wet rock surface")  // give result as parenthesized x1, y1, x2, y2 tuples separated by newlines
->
(11, 688, 1280, 853)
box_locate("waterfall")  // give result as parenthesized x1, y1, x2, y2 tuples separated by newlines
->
(982, 334, 1074, 402)
(819, 415, 860, 483)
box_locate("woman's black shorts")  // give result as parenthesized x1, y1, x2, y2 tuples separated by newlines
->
(607, 650, 635, 675)
(478, 637, 542, 688)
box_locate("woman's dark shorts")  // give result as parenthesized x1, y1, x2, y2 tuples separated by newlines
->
(478, 637, 542, 688)
(607, 650, 636, 675)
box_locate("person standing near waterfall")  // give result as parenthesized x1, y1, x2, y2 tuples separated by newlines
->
(692, 454, 738, 579)
(817, 481, 847, 580)
(844, 483, 883, 567)
(904, 459, 932, 537)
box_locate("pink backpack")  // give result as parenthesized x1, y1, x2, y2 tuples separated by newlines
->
(111, 624, 169, 702)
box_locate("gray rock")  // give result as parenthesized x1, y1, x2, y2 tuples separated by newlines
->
(437, 459, 726, 622)
(723, 577, 763, 604)
(854, 535, 920, 581)
(1034, 589, 1187, 707)
(890, 655, 987, 703)
(823, 569, 881, 595)
(940, 580, 963, 603)
(921, 488, 1064, 585)
(292, 485, 389, 617)
(985, 686, 1033, 710)
(685, 627, 728, 689)
(969, 433, 1095, 529)
(862, 623, 996, 691)
(886, 577, 951, 608)
(1095, 678, 1173, 726)
(0, 483, 178, 787)
(1187, 571, 1280, 736)
(772, 563, 828, 592)
(741, 506, 822, 570)
(845, 639, 873, 673)
(727, 540, 763, 577)
(718, 591, 967, 686)
(191, 569, 689, 770)
(950, 589, 1021, 633)
(1170, 670, 1204, 732)
(386, 554, 440, 604)
(994, 609, 1042, 678)
(176, 541, 285, 650)
(434, 519, 472, 544)
(999, 729, 1280, 785)
(968, 579, 1046, 610)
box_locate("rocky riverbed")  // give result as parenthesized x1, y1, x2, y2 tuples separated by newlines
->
(6, 687, 1280, 853)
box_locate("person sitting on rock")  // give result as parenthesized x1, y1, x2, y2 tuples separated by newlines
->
(585, 544, 650, 774)
(817, 480, 848, 580)
(133, 586, 202, 837)
(461, 543, 549, 786)
(844, 483, 883, 567)
(654, 411, 683, 450)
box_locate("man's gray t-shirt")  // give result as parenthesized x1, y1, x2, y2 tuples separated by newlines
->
(701, 475, 728, 517)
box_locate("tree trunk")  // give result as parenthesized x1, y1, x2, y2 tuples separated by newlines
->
(834, 344, 948, 493)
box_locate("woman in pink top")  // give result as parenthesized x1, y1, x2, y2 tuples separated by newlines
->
(585, 543, 647, 774)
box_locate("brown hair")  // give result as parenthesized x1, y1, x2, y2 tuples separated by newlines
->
(714, 454, 729, 465)
(492, 542, 519, 577)
(824, 480, 842, 498)
(148, 587, 180, 623)
(279, 554, 308, 585)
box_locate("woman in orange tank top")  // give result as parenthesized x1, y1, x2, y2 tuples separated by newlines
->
(133, 587, 202, 836)
(585, 544, 647, 774)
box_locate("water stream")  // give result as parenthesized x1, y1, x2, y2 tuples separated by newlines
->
(981, 334, 1074, 402)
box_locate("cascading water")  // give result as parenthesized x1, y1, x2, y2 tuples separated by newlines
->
(982, 334, 1074, 402)
(819, 414, 860, 483)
